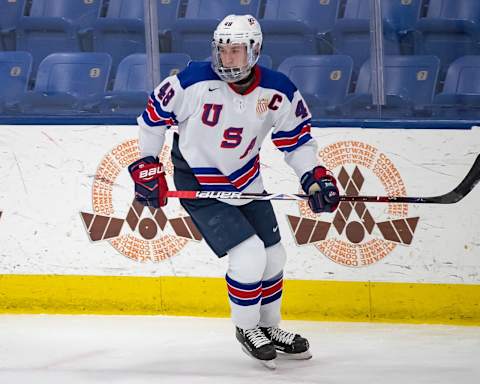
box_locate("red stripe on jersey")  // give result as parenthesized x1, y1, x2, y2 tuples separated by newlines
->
(146, 99, 175, 126)
(232, 157, 259, 189)
(146, 100, 161, 122)
(273, 125, 311, 148)
(196, 175, 231, 184)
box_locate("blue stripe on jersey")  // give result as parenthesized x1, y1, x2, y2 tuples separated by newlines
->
(191, 167, 223, 175)
(177, 61, 220, 90)
(281, 133, 313, 153)
(150, 92, 178, 120)
(237, 166, 260, 191)
(258, 66, 297, 102)
(271, 119, 311, 139)
(228, 155, 260, 191)
(191, 167, 238, 191)
(141, 93, 178, 127)
(141, 111, 175, 127)
(228, 155, 258, 181)
(191, 156, 260, 192)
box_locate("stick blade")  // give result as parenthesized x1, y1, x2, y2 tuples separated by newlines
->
(432, 154, 480, 204)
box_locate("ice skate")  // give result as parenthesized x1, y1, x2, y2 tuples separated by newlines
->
(236, 326, 277, 369)
(261, 326, 312, 360)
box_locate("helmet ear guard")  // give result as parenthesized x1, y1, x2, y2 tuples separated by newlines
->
(211, 14, 263, 83)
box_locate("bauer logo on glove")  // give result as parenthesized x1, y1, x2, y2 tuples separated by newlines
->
(128, 156, 169, 208)
(137, 165, 165, 181)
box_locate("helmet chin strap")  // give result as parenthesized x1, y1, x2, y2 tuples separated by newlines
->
(233, 67, 255, 85)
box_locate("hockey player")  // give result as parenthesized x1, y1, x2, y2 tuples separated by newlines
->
(128, 14, 340, 368)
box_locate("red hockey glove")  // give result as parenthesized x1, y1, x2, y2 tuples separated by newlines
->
(128, 156, 168, 208)
(301, 166, 340, 213)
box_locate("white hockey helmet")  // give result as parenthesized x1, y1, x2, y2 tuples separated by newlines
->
(211, 14, 263, 83)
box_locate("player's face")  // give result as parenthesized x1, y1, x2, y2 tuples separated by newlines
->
(218, 44, 248, 68)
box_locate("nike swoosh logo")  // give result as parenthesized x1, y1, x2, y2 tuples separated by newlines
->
(273, 226, 278, 232)
(208, 87, 219, 92)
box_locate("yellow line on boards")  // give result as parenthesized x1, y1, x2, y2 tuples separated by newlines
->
(0, 275, 479, 325)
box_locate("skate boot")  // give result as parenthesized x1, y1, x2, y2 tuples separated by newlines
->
(261, 326, 312, 360)
(236, 326, 277, 369)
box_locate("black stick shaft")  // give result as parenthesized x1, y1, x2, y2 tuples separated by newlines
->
(166, 154, 480, 204)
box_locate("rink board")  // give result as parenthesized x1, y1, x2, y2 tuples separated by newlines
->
(0, 125, 479, 323)
(1, 275, 480, 325)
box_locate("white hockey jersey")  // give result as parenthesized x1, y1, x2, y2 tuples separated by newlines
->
(137, 61, 318, 196)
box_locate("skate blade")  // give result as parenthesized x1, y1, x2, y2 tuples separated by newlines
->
(277, 350, 312, 360)
(241, 346, 277, 370)
(260, 359, 277, 370)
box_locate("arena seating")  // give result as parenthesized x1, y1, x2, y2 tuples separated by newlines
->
(103, 52, 191, 114)
(414, 0, 480, 76)
(0, 0, 478, 120)
(433, 55, 480, 117)
(343, 55, 440, 117)
(16, 0, 101, 75)
(0, 0, 25, 50)
(93, 0, 180, 72)
(331, 0, 409, 75)
(278, 54, 353, 116)
(0, 50, 32, 113)
(20, 52, 111, 114)
(260, 0, 339, 67)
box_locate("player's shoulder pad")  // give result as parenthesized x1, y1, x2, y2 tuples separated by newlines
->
(259, 66, 298, 102)
(177, 61, 221, 90)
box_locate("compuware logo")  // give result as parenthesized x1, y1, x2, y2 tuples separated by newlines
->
(80, 139, 202, 262)
(288, 141, 419, 267)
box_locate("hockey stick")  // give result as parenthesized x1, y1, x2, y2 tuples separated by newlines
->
(166, 154, 480, 204)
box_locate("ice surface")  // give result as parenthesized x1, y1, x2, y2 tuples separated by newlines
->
(0, 315, 479, 384)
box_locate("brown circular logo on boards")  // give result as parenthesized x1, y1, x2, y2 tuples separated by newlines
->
(80, 139, 202, 262)
(287, 141, 419, 267)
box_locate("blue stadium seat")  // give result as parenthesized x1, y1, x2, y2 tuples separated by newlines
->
(156, 0, 182, 52)
(414, 0, 480, 76)
(16, 0, 102, 74)
(260, 0, 338, 67)
(344, 55, 440, 117)
(337, 0, 421, 32)
(0, 51, 32, 113)
(263, 0, 339, 34)
(331, 0, 406, 74)
(103, 52, 191, 114)
(0, 0, 24, 30)
(382, 0, 422, 33)
(0, 0, 26, 50)
(21, 52, 111, 114)
(93, 0, 181, 72)
(92, 0, 144, 73)
(278, 55, 353, 117)
(434, 56, 480, 113)
(183, 0, 260, 19)
(26, 0, 100, 27)
(171, 0, 261, 60)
